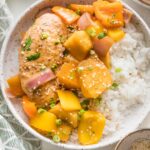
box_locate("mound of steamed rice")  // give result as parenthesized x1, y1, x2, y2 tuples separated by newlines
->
(69, 23, 150, 144)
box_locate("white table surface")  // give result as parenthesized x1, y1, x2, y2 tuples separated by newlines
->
(6, 0, 150, 150)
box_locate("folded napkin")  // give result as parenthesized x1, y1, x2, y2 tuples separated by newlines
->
(0, 1, 41, 149)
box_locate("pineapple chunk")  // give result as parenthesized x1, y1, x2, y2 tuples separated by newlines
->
(108, 29, 125, 42)
(57, 63, 80, 89)
(57, 90, 81, 111)
(7, 74, 24, 96)
(64, 31, 92, 61)
(49, 103, 78, 128)
(56, 123, 72, 142)
(99, 52, 111, 69)
(30, 111, 57, 132)
(93, 0, 124, 28)
(52, 6, 79, 24)
(70, 4, 94, 14)
(78, 58, 112, 98)
(78, 111, 106, 145)
(86, 21, 103, 38)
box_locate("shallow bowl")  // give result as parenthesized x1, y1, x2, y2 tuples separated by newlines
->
(0, 0, 150, 149)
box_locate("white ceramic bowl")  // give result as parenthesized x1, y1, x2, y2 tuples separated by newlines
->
(0, 0, 150, 149)
(115, 129, 150, 150)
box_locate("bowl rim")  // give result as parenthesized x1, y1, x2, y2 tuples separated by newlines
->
(132, 0, 150, 9)
(115, 128, 150, 150)
(0, 0, 150, 149)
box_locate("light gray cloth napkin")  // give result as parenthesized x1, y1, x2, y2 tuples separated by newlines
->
(0, 1, 41, 150)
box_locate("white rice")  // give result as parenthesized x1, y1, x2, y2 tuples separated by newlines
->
(103, 23, 150, 136)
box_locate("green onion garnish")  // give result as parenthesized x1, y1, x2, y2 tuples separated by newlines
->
(53, 135, 60, 143)
(80, 99, 90, 110)
(54, 41, 60, 45)
(76, 9, 81, 15)
(115, 68, 122, 73)
(22, 36, 32, 51)
(67, 26, 75, 32)
(98, 32, 107, 39)
(50, 99, 56, 109)
(78, 109, 85, 117)
(110, 82, 119, 90)
(26, 53, 40, 61)
(77, 67, 84, 73)
(37, 108, 46, 114)
(56, 119, 62, 126)
(51, 64, 58, 72)
(40, 32, 49, 40)
(86, 28, 97, 37)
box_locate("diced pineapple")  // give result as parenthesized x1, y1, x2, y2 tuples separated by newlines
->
(64, 31, 92, 61)
(52, 6, 79, 24)
(108, 29, 125, 42)
(49, 103, 78, 128)
(70, 4, 94, 14)
(7, 74, 24, 96)
(93, 0, 124, 28)
(78, 111, 106, 145)
(57, 63, 80, 89)
(78, 58, 112, 98)
(30, 111, 57, 132)
(86, 21, 103, 38)
(57, 90, 82, 111)
(56, 123, 72, 142)
(22, 96, 37, 118)
(99, 52, 111, 69)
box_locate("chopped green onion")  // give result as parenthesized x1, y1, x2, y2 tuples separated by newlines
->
(110, 82, 119, 90)
(72, 90, 78, 96)
(54, 41, 60, 45)
(98, 32, 107, 39)
(87, 66, 93, 71)
(22, 37, 32, 51)
(78, 109, 85, 117)
(94, 96, 102, 107)
(76, 9, 81, 15)
(56, 119, 62, 126)
(77, 67, 84, 73)
(59, 35, 66, 43)
(53, 135, 60, 143)
(112, 13, 116, 19)
(115, 68, 122, 73)
(86, 28, 97, 37)
(50, 99, 56, 109)
(63, 50, 69, 57)
(26, 53, 40, 61)
(51, 64, 58, 72)
(80, 99, 90, 110)
(67, 25, 75, 32)
(69, 71, 75, 80)
(111, 20, 116, 25)
(40, 32, 49, 40)
(38, 108, 46, 114)
(40, 64, 46, 71)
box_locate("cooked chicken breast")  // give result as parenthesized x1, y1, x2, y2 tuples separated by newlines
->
(19, 13, 67, 106)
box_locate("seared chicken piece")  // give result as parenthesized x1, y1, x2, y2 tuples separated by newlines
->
(19, 13, 67, 106)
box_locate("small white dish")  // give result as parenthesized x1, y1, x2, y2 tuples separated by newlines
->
(115, 129, 150, 150)
(0, 0, 150, 149)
